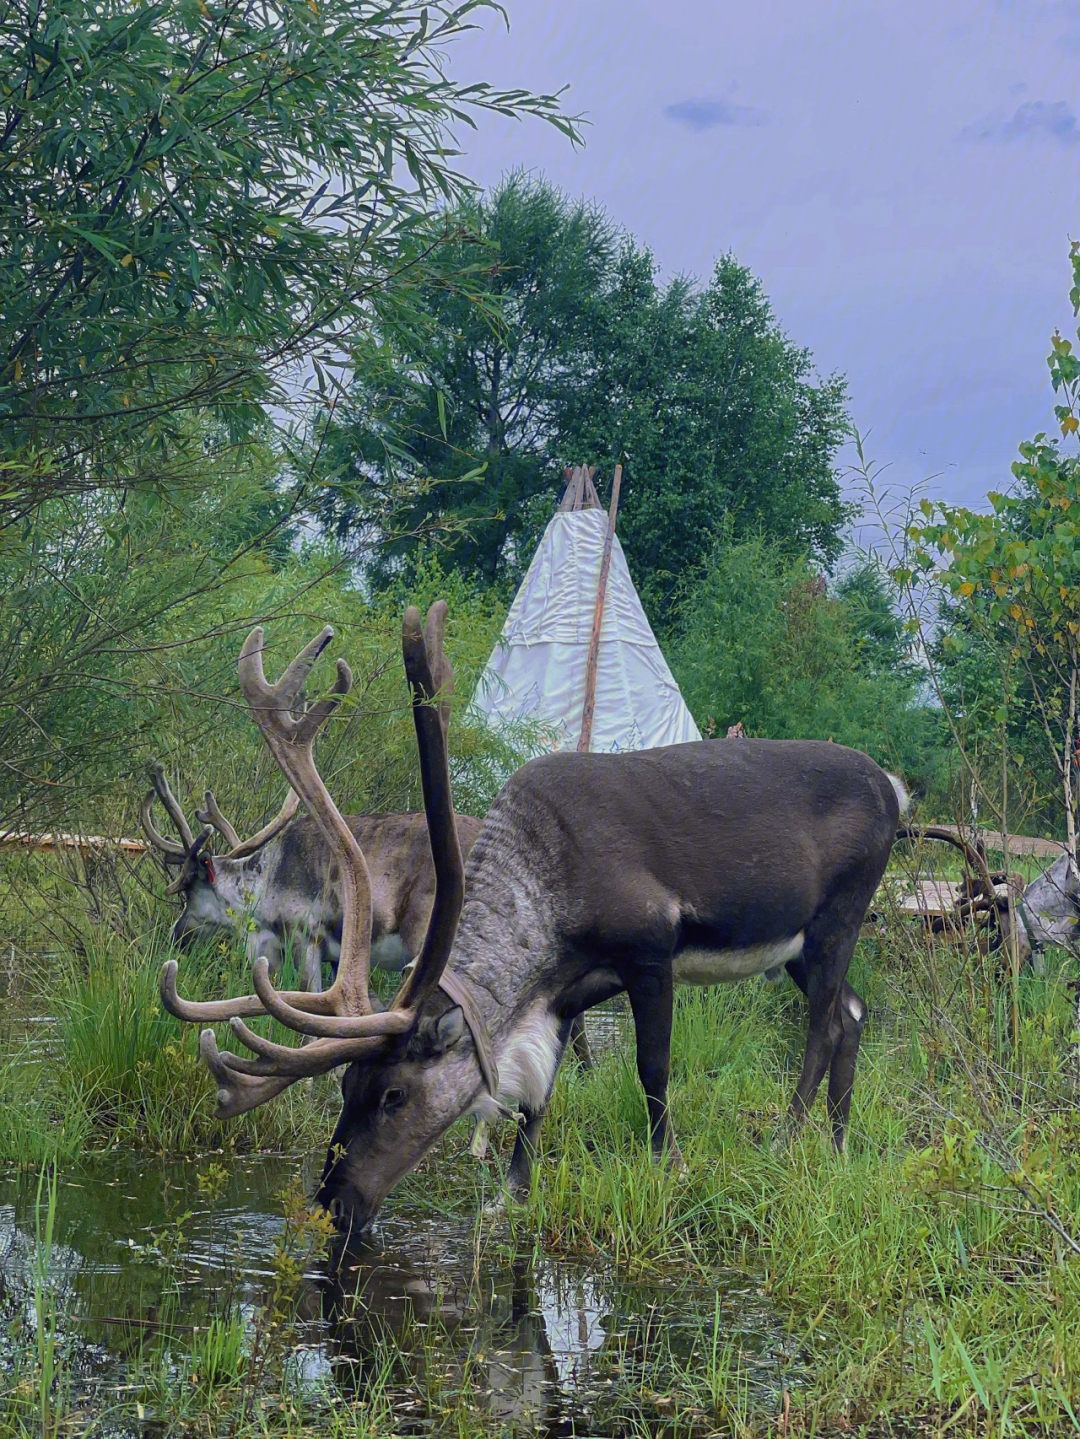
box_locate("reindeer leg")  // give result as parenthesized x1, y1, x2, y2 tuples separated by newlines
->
(301, 937, 324, 994)
(507, 1108, 545, 1198)
(787, 979, 842, 1125)
(826, 981, 866, 1152)
(624, 960, 684, 1169)
(784, 916, 863, 1149)
(568, 1012, 593, 1069)
(505, 999, 603, 1197)
(248, 929, 281, 978)
(506, 1008, 580, 1197)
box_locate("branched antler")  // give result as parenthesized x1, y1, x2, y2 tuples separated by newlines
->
(142, 763, 201, 857)
(142, 769, 299, 868)
(896, 825, 997, 904)
(194, 791, 242, 850)
(159, 605, 466, 1119)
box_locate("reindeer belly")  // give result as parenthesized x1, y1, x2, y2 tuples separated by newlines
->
(672, 932, 804, 986)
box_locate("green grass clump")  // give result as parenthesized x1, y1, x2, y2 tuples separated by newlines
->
(491, 935, 1080, 1433)
(1, 929, 340, 1162)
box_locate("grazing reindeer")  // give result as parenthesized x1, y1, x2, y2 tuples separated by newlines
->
(141, 765, 483, 989)
(162, 604, 905, 1235)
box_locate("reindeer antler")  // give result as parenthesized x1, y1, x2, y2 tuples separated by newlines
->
(140, 763, 212, 893)
(194, 786, 301, 858)
(140, 795, 186, 861)
(142, 764, 300, 870)
(141, 762, 201, 859)
(392, 601, 464, 1013)
(194, 791, 242, 851)
(160, 607, 466, 1119)
(220, 790, 300, 859)
(237, 625, 376, 1015)
(895, 825, 997, 905)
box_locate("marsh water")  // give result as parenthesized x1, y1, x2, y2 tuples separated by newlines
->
(0, 1147, 804, 1435)
(0, 997, 804, 1435)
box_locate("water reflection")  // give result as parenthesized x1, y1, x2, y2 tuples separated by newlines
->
(0, 1149, 793, 1435)
(324, 1240, 566, 1428)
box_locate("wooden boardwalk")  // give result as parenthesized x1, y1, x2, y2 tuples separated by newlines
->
(0, 830, 146, 852)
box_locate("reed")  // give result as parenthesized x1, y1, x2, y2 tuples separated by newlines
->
(0, 926, 341, 1162)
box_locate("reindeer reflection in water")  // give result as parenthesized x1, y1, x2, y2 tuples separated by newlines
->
(309, 1230, 788, 1429)
(314, 1237, 608, 1431)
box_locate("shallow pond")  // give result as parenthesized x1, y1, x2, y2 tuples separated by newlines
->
(0, 1143, 802, 1436)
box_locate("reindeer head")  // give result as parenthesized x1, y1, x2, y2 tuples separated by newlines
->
(161, 604, 479, 1234)
(141, 763, 299, 948)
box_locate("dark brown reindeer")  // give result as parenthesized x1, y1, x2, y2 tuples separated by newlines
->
(162, 603, 905, 1234)
(141, 764, 484, 987)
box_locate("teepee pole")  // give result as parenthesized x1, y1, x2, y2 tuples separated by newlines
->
(578, 464, 623, 753)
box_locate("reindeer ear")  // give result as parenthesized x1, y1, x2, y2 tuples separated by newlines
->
(413, 1005, 464, 1058)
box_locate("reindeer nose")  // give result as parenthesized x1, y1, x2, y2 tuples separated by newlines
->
(334, 1199, 375, 1240)
(317, 1176, 375, 1236)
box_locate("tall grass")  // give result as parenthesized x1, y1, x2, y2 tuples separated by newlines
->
(1, 844, 1079, 1433)
(497, 932, 1080, 1432)
(0, 927, 340, 1162)
(30, 1167, 61, 1439)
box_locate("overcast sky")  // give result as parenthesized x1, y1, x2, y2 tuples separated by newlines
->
(451, 0, 1080, 518)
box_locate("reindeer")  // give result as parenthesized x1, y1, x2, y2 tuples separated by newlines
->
(161, 603, 905, 1234)
(141, 764, 484, 990)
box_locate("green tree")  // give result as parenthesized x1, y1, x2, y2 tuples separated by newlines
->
(0, 0, 575, 523)
(904, 246, 1080, 850)
(908, 439, 1080, 856)
(318, 174, 619, 589)
(0, 1, 575, 825)
(568, 251, 852, 620)
(0, 472, 524, 833)
(319, 174, 851, 620)
(670, 534, 934, 784)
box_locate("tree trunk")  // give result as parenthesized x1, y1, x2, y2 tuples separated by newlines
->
(1067, 648, 1079, 873)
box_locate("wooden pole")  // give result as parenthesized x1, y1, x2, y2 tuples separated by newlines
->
(578, 464, 623, 753)
(0, 831, 147, 852)
(572, 463, 586, 510)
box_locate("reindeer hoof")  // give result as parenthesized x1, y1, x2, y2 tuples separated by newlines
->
(484, 1188, 527, 1220)
(653, 1139, 686, 1172)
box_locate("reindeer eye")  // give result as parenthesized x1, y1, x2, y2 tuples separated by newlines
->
(382, 1086, 407, 1114)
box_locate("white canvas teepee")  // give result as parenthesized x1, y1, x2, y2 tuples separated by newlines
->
(474, 475, 701, 753)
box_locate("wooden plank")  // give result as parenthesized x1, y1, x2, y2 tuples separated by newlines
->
(582, 466, 602, 508)
(559, 465, 580, 511)
(571, 463, 586, 510)
(559, 464, 602, 511)
(893, 879, 962, 917)
(578, 465, 623, 753)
